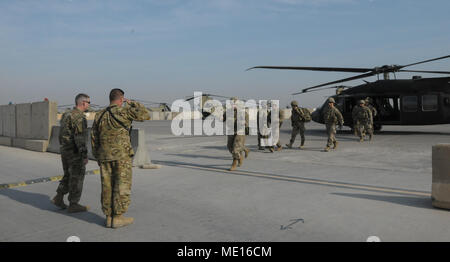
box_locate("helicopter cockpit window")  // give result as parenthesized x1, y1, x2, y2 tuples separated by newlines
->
(402, 96, 418, 112)
(422, 95, 438, 112)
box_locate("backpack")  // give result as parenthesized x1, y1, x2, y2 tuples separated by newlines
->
(301, 108, 312, 122)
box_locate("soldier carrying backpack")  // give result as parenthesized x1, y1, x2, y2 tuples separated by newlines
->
(286, 100, 310, 149)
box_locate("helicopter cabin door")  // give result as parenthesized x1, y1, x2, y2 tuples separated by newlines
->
(400, 93, 441, 125)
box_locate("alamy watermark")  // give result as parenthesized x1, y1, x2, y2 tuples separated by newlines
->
(170, 92, 280, 147)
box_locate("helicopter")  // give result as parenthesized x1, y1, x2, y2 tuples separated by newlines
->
(185, 93, 232, 120)
(247, 55, 450, 131)
(133, 99, 172, 112)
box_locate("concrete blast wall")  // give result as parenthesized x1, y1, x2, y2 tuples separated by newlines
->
(16, 103, 32, 139)
(0, 105, 4, 136)
(3, 104, 16, 137)
(31, 101, 57, 140)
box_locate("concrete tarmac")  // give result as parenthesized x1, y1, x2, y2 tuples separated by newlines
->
(1, 120, 450, 241)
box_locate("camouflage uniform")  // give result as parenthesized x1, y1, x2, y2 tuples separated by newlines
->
(288, 106, 308, 148)
(324, 100, 344, 150)
(225, 108, 249, 160)
(56, 108, 88, 204)
(352, 102, 372, 141)
(91, 101, 150, 217)
(365, 98, 377, 137)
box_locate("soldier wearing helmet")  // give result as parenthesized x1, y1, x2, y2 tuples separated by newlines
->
(365, 97, 377, 139)
(352, 99, 373, 142)
(323, 97, 344, 152)
(285, 100, 310, 149)
(224, 96, 249, 171)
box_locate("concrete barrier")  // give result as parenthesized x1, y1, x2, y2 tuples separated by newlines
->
(31, 101, 57, 140)
(47, 126, 160, 168)
(16, 103, 32, 139)
(0, 136, 12, 146)
(3, 104, 16, 137)
(432, 144, 450, 210)
(0, 105, 4, 136)
(12, 137, 49, 152)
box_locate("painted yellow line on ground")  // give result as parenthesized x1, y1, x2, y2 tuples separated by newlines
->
(0, 170, 100, 190)
(163, 162, 431, 197)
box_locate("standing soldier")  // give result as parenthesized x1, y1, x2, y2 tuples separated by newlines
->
(51, 93, 90, 213)
(267, 102, 283, 152)
(91, 89, 150, 228)
(324, 98, 344, 152)
(365, 97, 377, 140)
(285, 100, 309, 149)
(352, 100, 372, 142)
(224, 97, 249, 171)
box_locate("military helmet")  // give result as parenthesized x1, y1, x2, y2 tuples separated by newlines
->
(359, 100, 366, 105)
(365, 97, 373, 103)
(291, 100, 298, 107)
(328, 97, 335, 104)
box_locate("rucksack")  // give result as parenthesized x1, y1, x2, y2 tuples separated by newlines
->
(301, 108, 312, 122)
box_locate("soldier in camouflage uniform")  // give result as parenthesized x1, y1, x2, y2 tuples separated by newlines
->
(365, 97, 377, 140)
(52, 93, 90, 213)
(286, 100, 308, 149)
(267, 102, 283, 152)
(224, 97, 249, 171)
(324, 98, 344, 152)
(91, 89, 150, 228)
(352, 100, 373, 142)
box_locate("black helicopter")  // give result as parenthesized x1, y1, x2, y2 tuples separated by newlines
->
(248, 55, 450, 131)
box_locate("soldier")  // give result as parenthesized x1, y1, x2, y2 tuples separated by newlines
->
(257, 101, 278, 152)
(51, 93, 90, 213)
(365, 97, 377, 139)
(285, 100, 308, 149)
(91, 89, 150, 228)
(352, 100, 373, 142)
(267, 102, 283, 152)
(224, 97, 249, 171)
(324, 97, 344, 152)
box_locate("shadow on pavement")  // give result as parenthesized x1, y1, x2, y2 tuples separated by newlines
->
(0, 188, 105, 226)
(331, 192, 435, 210)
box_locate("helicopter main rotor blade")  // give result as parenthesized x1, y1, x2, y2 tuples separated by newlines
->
(246, 66, 372, 73)
(400, 55, 450, 69)
(294, 72, 376, 95)
(398, 69, 450, 74)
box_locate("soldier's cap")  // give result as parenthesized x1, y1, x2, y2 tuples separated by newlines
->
(365, 97, 373, 102)
(291, 100, 298, 106)
(327, 98, 335, 103)
(359, 100, 366, 104)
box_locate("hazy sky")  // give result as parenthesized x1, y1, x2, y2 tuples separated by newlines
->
(1, 0, 450, 108)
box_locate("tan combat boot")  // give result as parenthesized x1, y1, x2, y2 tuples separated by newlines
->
(105, 216, 112, 228)
(51, 193, 67, 209)
(324, 147, 330, 152)
(68, 203, 90, 213)
(269, 147, 274, 153)
(276, 144, 282, 151)
(244, 148, 250, 158)
(229, 159, 238, 171)
(359, 137, 364, 142)
(299, 140, 305, 149)
(112, 215, 134, 229)
(333, 141, 339, 149)
(238, 155, 244, 167)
